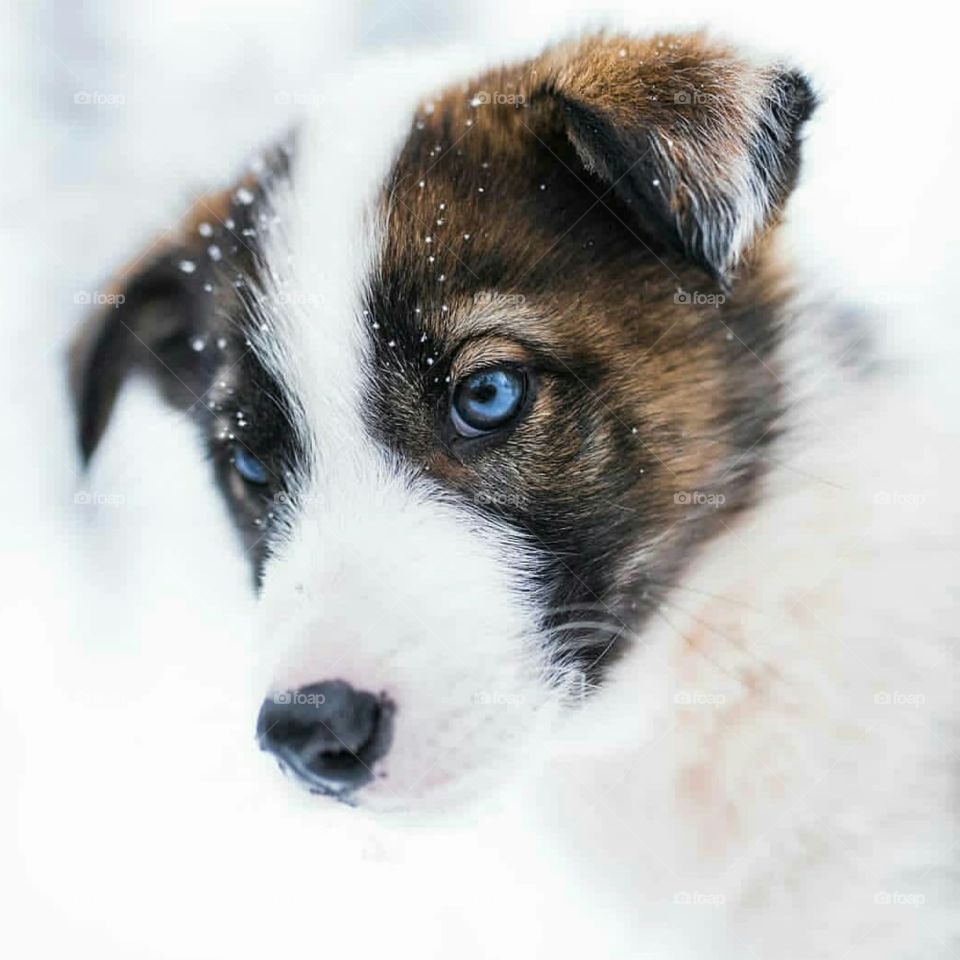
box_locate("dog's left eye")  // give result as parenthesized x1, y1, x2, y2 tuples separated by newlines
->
(232, 447, 270, 485)
(450, 366, 527, 438)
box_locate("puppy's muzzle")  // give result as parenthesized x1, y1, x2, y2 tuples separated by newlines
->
(257, 680, 394, 797)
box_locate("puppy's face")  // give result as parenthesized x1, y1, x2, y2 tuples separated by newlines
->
(71, 34, 814, 813)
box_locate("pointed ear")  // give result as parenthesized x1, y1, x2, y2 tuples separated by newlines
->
(535, 33, 816, 284)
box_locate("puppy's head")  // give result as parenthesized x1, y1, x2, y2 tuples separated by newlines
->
(71, 33, 814, 813)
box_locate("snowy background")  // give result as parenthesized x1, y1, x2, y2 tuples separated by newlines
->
(1, 1, 957, 957)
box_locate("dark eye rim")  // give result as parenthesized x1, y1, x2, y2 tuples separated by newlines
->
(445, 363, 535, 451)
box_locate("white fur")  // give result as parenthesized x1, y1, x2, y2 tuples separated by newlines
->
(530, 325, 959, 958)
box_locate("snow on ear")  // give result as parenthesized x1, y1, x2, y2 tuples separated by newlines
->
(538, 34, 816, 285)
(69, 138, 297, 462)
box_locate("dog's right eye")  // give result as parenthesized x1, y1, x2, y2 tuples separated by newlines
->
(232, 447, 270, 485)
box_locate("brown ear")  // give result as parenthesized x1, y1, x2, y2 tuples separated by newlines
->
(531, 33, 816, 284)
(68, 189, 236, 463)
(69, 136, 294, 462)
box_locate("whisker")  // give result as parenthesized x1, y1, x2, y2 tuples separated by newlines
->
(540, 619, 629, 637)
(635, 578, 766, 615)
(656, 595, 786, 685)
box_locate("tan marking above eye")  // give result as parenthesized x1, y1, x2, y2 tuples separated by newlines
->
(449, 336, 533, 384)
(419, 292, 570, 350)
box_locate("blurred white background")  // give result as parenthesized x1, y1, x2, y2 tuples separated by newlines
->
(1, 1, 957, 957)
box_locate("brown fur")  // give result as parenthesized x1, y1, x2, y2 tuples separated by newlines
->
(363, 35, 813, 665)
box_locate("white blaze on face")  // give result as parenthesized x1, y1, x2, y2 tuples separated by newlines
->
(248, 64, 557, 813)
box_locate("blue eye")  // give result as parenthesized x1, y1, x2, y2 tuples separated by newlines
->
(451, 367, 527, 437)
(233, 447, 270, 485)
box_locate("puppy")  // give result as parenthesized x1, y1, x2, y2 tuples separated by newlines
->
(70, 32, 958, 959)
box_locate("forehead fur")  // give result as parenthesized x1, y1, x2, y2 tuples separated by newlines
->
(379, 31, 812, 283)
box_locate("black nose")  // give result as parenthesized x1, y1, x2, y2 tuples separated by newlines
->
(257, 680, 394, 797)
